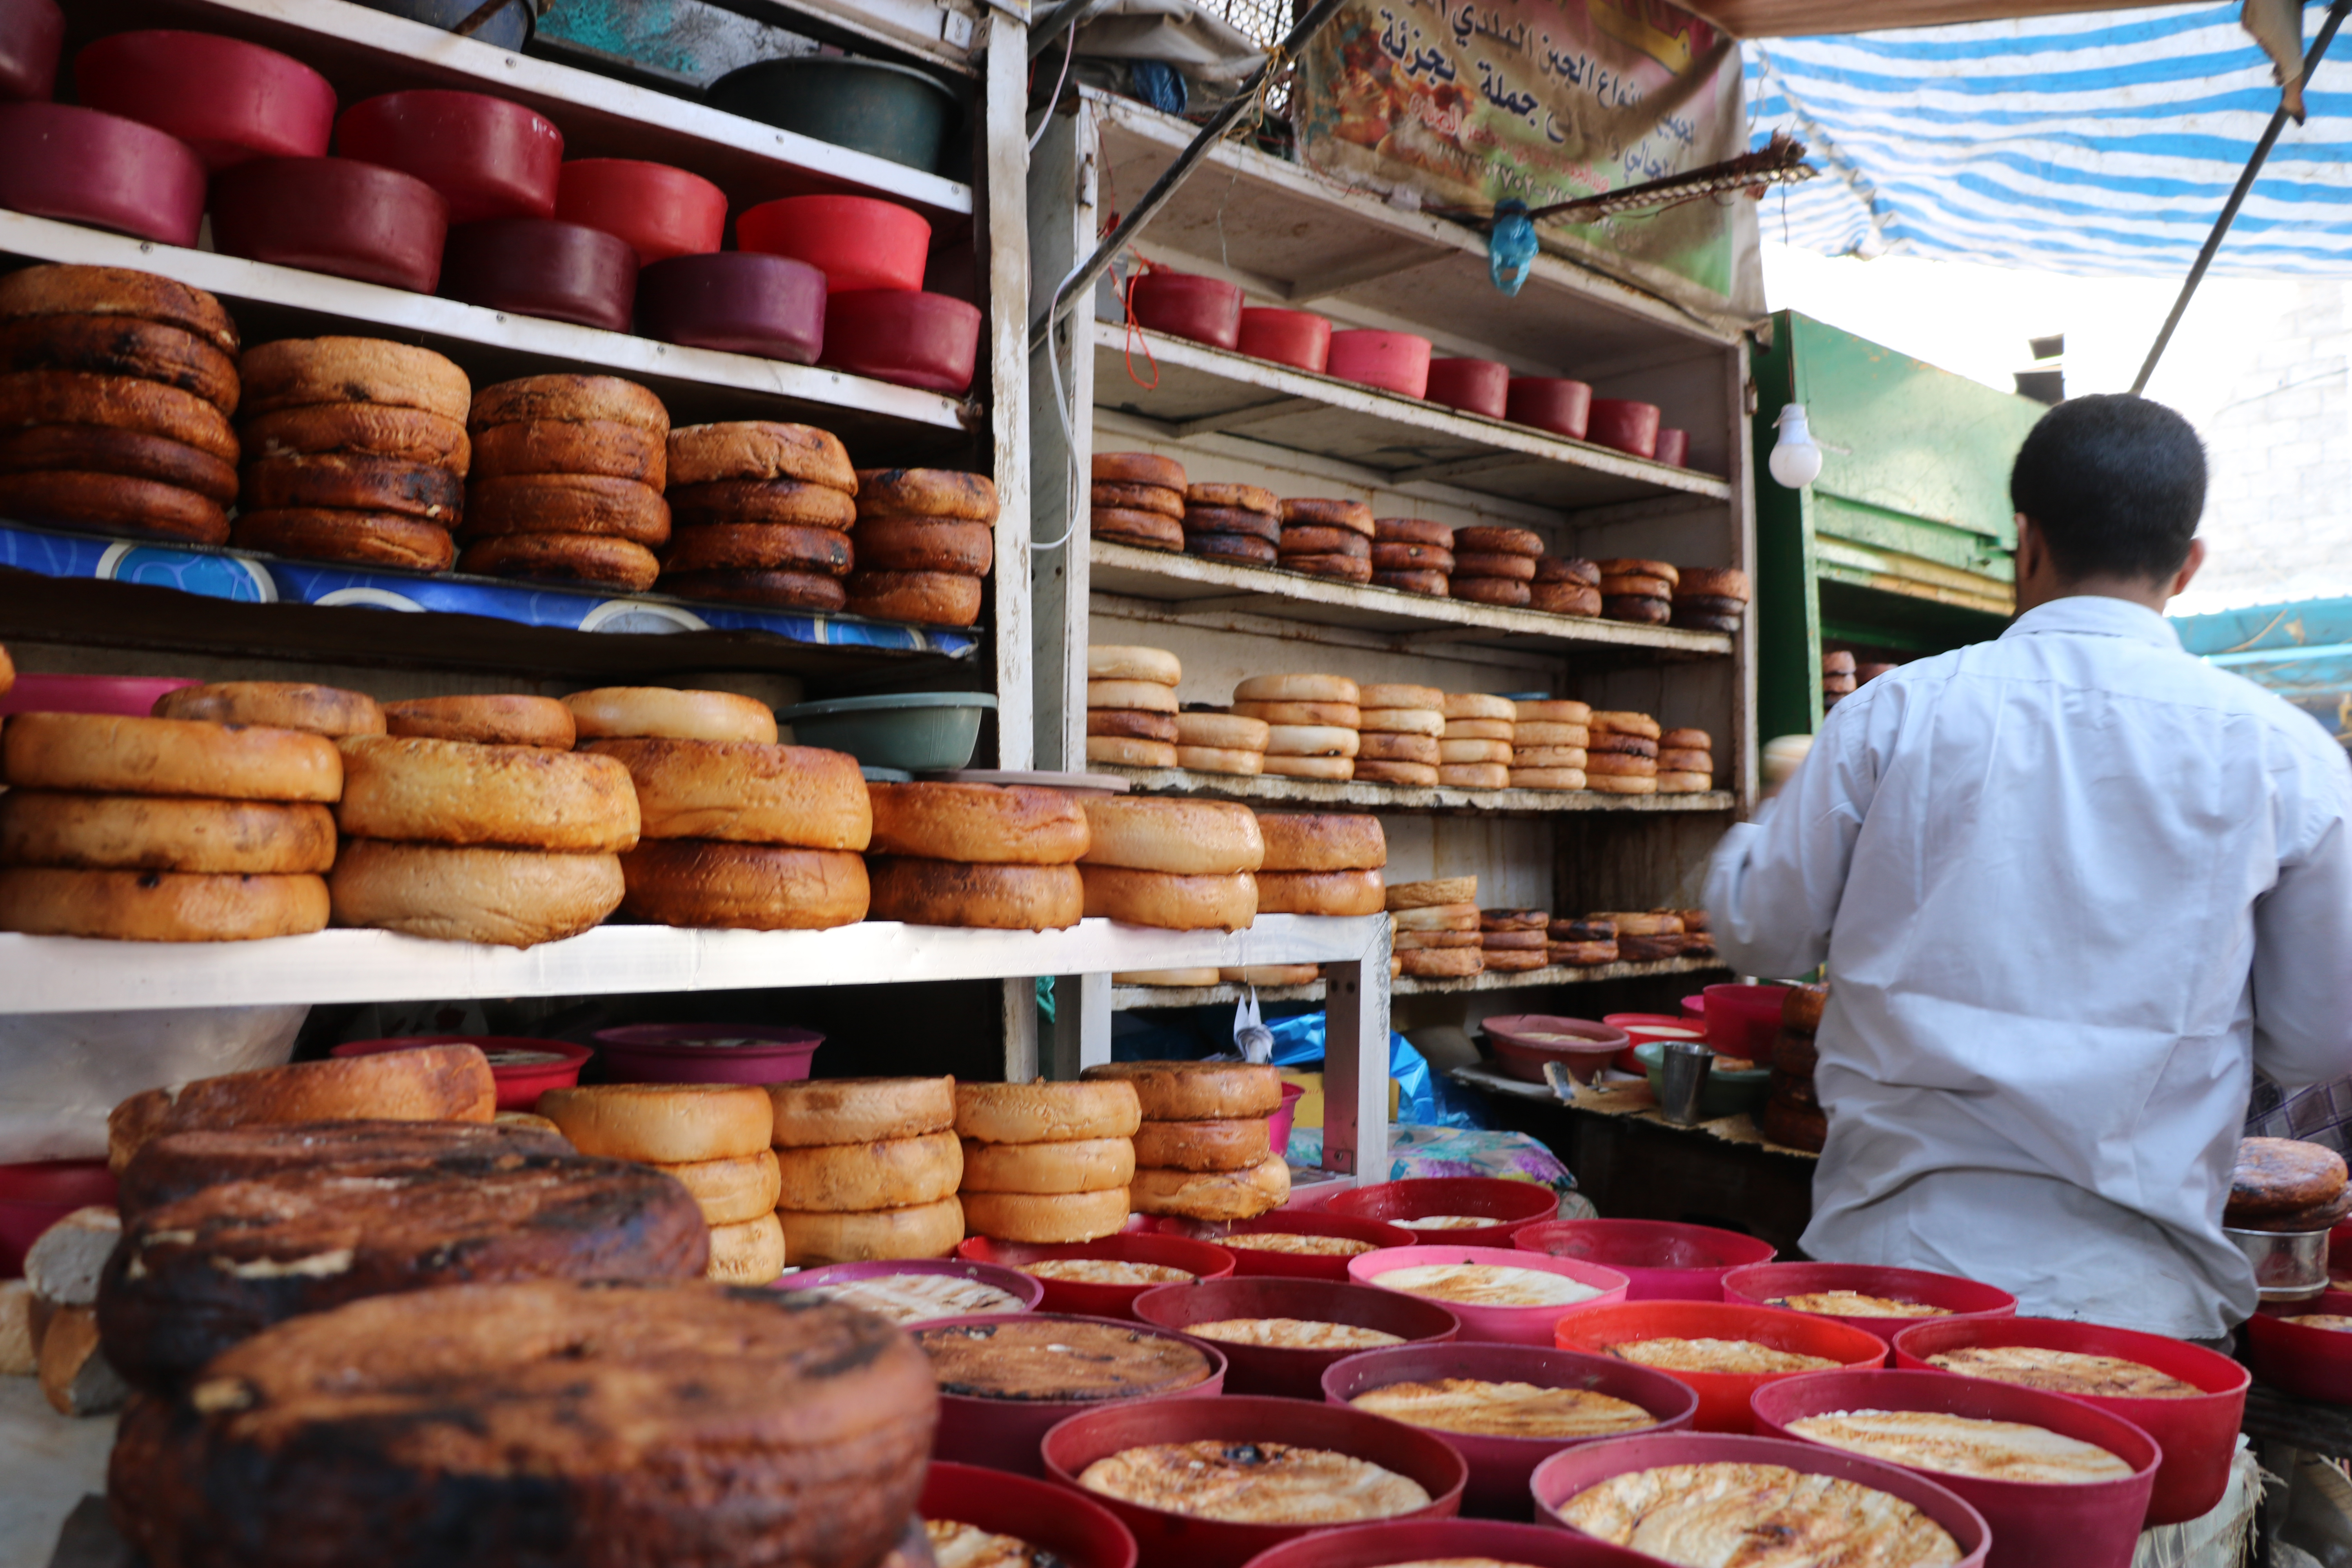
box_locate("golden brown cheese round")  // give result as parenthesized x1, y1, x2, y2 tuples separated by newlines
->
(1181, 1317, 1404, 1350)
(1350, 1377, 1655, 1439)
(1605, 1337, 1840, 1375)
(1371, 1263, 1604, 1308)
(802, 1272, 1027, 1325)
(924, 1519, 1060, 1568)
(1768, 1291, 1953, 1319)
(915, 1319, 1213, 1402)
(1394, 1214, 1495, 1231)
(1218, 1232, 1377, 1258)
(1923, 1345, 2201, 1398)
(1785, 1409, 2134, 1485)
(2286, 1314, 2352, 1332)
(1559, 1462, 1960, 1568)
(1022, 1258, 1192, 1286)
(1077, 1439, 1430, 1524)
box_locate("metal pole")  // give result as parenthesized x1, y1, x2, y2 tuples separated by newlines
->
(2133, 0, 2349, 394)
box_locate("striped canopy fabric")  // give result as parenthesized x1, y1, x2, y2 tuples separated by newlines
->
(1747, 4, 2352, 275)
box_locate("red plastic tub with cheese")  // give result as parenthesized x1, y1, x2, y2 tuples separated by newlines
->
(2246, 1286, 2352, 1406)
(1350, 1245, 1628, 1345)
(1326, 1176, 1559, 1248)
(1515, 1218, 1776, 1302)
(922, 1461, 1138, 1568)
(921, 1311, 1227, 1477)
(1721, 1260, 2018, 1335)
(1550, 1298, 1889, 1432)
(1132, 1275, 1458, 1399)
(1139, 1211, 1416, 1282)
(1240, 1518, 1652, 1568)
(958, 1232, 1234, 1320)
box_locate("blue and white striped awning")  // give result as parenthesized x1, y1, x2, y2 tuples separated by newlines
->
(1747, 4, 2352, 275)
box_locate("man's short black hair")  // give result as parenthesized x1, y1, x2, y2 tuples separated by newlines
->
(2010, 394, 2205, 583)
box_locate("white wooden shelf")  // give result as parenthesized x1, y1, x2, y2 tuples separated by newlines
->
(1110, 953, 1727, 1009)
(1093, 764, 1731, 816)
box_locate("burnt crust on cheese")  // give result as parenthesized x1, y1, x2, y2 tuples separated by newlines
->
(1604, 1336, 1840, 1375)
(926, 1519, 1065, 1568)
(1021, 1258, 1192, 1286)
(117, 1120, 571, 1217)
(2230, 1137, 2348, 1217)
(1181, 1317, 1403, 1350)
(1349, 1376, 1655, 1439)
(1559, 1461, 1961, 1567)
(1767, 1291, 1952, 1319)
(914, 1318, 1212, 1402)
(1076, 1439, 1430, 1524)
(1217, 1231, 1376, 1257)
(1923, 1344, 2203, 1399)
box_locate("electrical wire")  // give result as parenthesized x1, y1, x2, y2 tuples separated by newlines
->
(1032, 282, 1081, 553)
(1027, 25, 1077, 153)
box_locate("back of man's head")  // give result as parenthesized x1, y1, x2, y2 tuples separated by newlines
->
(2010, 394, 2206, 584)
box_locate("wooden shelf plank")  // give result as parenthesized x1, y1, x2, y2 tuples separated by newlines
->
(1091, 763, 1732, 816)
(1110, 954, 1728, 1009)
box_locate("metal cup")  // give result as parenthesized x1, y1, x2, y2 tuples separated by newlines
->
(1658, 1041, 1714, 1125)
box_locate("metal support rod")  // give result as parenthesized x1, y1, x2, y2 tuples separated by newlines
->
(1029, 0, 1349, 352)
(2133, 0, 2348, 394)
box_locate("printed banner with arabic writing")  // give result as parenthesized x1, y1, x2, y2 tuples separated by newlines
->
(1298, 0, 1748, 305)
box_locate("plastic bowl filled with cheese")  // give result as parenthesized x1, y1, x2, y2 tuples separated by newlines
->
(958, 1232, 1237, 1321)
(787, 1258, 1044, 1325)
(1349, 1245, 1630, 1345)
(1041, 1393, 1468, 1568)
(1321, 1341, 1699, 1519)
(1752, 1368, 2159, 1568)
(1550, 1299, 1892, 1433)
(1515, 1218, 1778, 1303)
(1238, 1517, 1657, 1568)
(2244, 1286, 2352, 1408)
(920, 1460, 1140, 1568)
(1327, 1176, 1562, 1247)
(1131, 1275, 1461, 1399)
(1141, 1212, 1418, 1282)
(1721, 1261, 2019, 1334)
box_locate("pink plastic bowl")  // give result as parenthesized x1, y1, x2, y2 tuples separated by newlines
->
(334, 90, 564, 223)
(1267, 1080, 1305, 1155)
(0, 1159, 115, 1278)
(958, 1233, 1236, 1320)
(920, 1311, 1227, 1476)
(330, 1034, 588, 1112)
(1141, 1211, 1417, 1282)
(737, 194, 930, 293)
(1893, 1315, 2249, 1526)
(0, 102, 205, 247)
(1327, 330, 1432, 399)
(1653, 428, 1690, 468)
(1482, 1016, 1630, 1086)
(1702, 983, 1791, 1059)
(210, 156, 449, 293)
(1321, 1341, 1697, 1519)
(1242, 1519, 1655, 1568)
(75, 30, 334, 171)
(1516, 1220, 1776, 1302)
(557, 159, 727, 265)
(1129, 269, 1243, 351)
(1424, 358, 1509, 420)
(1328, 1176, 1560, 1249)
(0, 674, 197, 717)
(1679, 995, 1707, 1020)
(822, 289, 980, 393)
(1236, 308, 1330, 373)
(1134, 1276, 1459, 1398)
(1585, 399, 1661, 459)
(2247, 1287, 2352, 1406)
(1552, 1299, 1890, 1432)
(0, 0, 63, 103)
(785, 1256, 1044, 1320)
(922, 1461, 1138, 1568)
(1506, 378, 1591, 441)
(588, 1023, 821, 1083)
(1721, 1261, 2019, 1334)
(1351, 1245, 1630, 1345)
(1601, 1012, 1705, 1074)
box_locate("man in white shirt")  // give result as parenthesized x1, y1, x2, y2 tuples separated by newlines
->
(1706, 394, 2352, 1339)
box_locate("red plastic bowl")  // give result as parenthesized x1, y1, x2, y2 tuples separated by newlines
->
(75, 31, 334, 172)
(1653, 428, 1690, 468)
(958, 1233, 1236, 1320)
(1601, 1011, 1704, 1073)
(0, 102, 205, 247)
(786, 1257, 1044, 1321)
(0, 674, 197, 718)
(636, 251, 826, 363)
(923, 1461, 1138, 1568)
(1482, 1016, 1629, 1086)
(1517, 1220, 1776, 1303)
(1322, 1341, 1698, 1520)
(336, 90, 563, 223)
(556, 159, 726, 265)
(737, 194, 929, 293)
(2247, 1287, 2352, 1405)
(1552, 1300, 1890, 1432)
(1327, 330, 1431, 399)
(211, 156, 448, 292)
(1042, 1395, 1468, 1568)
(1129, 269, 1243, 351)
(1132, 1276, 1459, 1398)
(1141, 1211, 1417, 1282)
(1327, 1176, 1559, 1248)
(440, 217, 637, 332)
(1892, 1315, 2250, 1526)
(1532, 1431, 1990, 1566)
(1722, 1261, 2018, 1334)
(922, 1311, 1227, 1476)
(0, 0, 64, 103)
(1703, 983, 1790, 1058)
(330, 1034, 588, 1112)
(1267, 1080, 1304, 1157)
(1236, 308, 1330, 373)
(590, 1023, 821, 1084)
(1424, 358, 1509, 420)
(1752, 1368, 2159, 1568)
(0, 1159, 115, 1278)
(1351, 1246, 1629, 1346)
(1243, 1519, 1653, 1568)
(1585, 399, 1661, 459)
(1506, 378, 1591, 441)
(823, 289, 980, 393)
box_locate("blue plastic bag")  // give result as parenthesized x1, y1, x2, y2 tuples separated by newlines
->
(1488, 199, 1537, 296)
(1264, 1014, 1489, 1129)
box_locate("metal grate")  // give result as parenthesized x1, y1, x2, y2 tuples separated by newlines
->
(1210, 0, 1287, 47)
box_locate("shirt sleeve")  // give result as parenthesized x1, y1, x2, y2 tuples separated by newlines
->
(1705, 694, 1880, 980)
(2249, 734, 2352, 1089)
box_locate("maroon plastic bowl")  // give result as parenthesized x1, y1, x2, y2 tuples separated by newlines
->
(1505, 377, 1591, 440)
(737, 194, 929, 292)
(211, 156, 448, 292)
(923, 1461, 1138, 1568)
(1653, 428, 1690, 467)
(1481, 1016, 1629, 1086)
(1532, 1431, 1990, 1566)
(1752, 1368, 2160, 1568)
(557, 158, 726, 265)
(590, 1023, 822, 1084)
(336, 90, 563, 223)
(0, 1159, 115, 1278)
(1425, 358, 1509, 419)
(1129, 269, 1243, 351)
(1242, 1519, 1653, 1568)
(786, 1256, 1044, 1321)
(0, 102, 205, 247)
(1236, 308, 1330, 373)
(0, 0, 62, 103)
(1132, 1276, 1459, 1398)
(1892, 1315, 2249, 1526)
(330, 1034, 588, 1112)
(441, 217, 637, 332)
(922, 1312, 1227, 1476)
(1143, 1211, 1418, 1282)
(1516, 1220, 1776, 1303)
(1721, 1261, 2019, 1333)
(1043, 1395, 1468, 1568)
(1585, 399, 1661, 459)
(0, 674, 197, 717)
(2247, 1287, 2352, 1405)
(76, 31, 334, 171)
(1322, 1341, 1698, 1519)
(636, 251, 825, 363)
(1703, 982, 1790, 1058)
(1327, 330, 1431, 399)
(958, 1233, 1236, 1320)
(823, 289, 980, 393)
(1327, 1176, 1559, 1248)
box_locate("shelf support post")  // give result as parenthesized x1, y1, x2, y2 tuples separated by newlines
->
(981, 8, 1036, 769)
(1319, 917, 1391, 1184)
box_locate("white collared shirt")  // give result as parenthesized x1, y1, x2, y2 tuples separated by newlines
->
(1706, 595, 2352, 1338)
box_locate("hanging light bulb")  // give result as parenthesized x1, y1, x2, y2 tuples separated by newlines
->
(1768, 403, 1824, 489)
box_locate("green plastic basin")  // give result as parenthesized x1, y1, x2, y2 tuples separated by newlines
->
(1633, 1041, 1772, 1121)
(782, 692, 993, 771)
(707, 56, 959, 174)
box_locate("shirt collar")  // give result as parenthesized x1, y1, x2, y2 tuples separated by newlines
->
(2001, 594, 2182, 650)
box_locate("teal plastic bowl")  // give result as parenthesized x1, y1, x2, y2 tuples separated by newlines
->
(780, 692, 993, 771)
(1633, 1042, 1772, 1121)
(707, 56, 959, 173)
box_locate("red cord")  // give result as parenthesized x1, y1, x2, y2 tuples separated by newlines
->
(1122, 261, 1160, 392)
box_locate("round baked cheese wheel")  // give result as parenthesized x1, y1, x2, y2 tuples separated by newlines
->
(1231, 700, 1361, 730)
(1515, 723, 1590, 748)
(866, 857, 1085, 930)
(1437, 693, 1513, 724)
(668, 421, 854, 490)
(1086, 736, 1180, 769)
(1510, 768, 1586, 791)
(1187, 481, 1277, 514)
(1129, 1153, 1290, 1221)
(1172, 712, 1268, 750)
(1442, 719, 1514, 743)
(777, 1196, 965, 1265)
(2232, 1137, 2350, 1216)
(1263, 724, 1359, 759)
(960, 1187, 1131, 1243)
(1439, 763, 1510, 790)
(1587, 711, 1662, 740)
(958, 1134, 1136, 1194)
(1089, 710, 1180, 744)
(1234, 673, 1359, 705)
(1082, 1061, 1283, 1121)
(868, 782, 1090, 865)
(0, 264, 238, 353)
(1355, 683, 1443, 711)
(1392, 930, 1481, 951)
(1094, 451, 1186, 489)
(617, 840, 869, 930)
(1082, 866, 1257, 932)
(469, 373, 667, 435)
(0, 867, 327, 941)
(1179, 746, 1266, 777)
(1360, 733, 1440, 766)
(956, 1080, 1141, 1144)
(1086, 679, 1180, 715)
(1260, 754, 1354, 781)
(1078, 797, 1263, 876)
(854, 467, 998, 522)
(1656, 771, 1713, 793)
(586, 739, 868, 850)
(1254, 868, 1387, 917)
(564, 686, 777, 744)
(1086, 644, 1180, 686)
(0, 792, 336, 875)
(1356, 708, 1445, 737)
(539, 1083, 775, 1163)
(771, 1078, 956, 1149)
(1438, 738, 1512, 765)
(1386, 877, 1477, 910)
(1219, 963, 1321, 985)
(1398, 947, 1483, 977)
(1130, 1117, 1272, 1173)
(1393, 902, 1479, 932)
(240, 337, 470, 421)
(657, 1148, 783, 1225)
(336, 736, 641, 852)
(707, 1211, 788, 1283)
(381, 695, 577, 749)
(328, 841, 624, 946)
(151, 682, 385, 738)
(2, 713, 341, 802)
(1254, 814, 1385, 873)
(1115, 968, 1224, 987)
(471, 417, 666, 486)
(1517, 700, 1592, 724)
(774, 1130, 963, 1212)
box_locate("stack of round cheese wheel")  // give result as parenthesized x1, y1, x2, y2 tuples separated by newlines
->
(458, 375, 673, 592)
(866, 780, 1087, 930)
(328, 695, 641, 947)
(1173, 708, 1269, 777)
(1353, 682, 1444, 788)
(1386, 875, 1483, 979)
(1479, 907, 1550, 973)
(573, 686, 873, 931)
(1082, 1060, 1288, 1221)
(846, 468, 997, 627)
(1276, 497, 1373, 583)
(1510, 698, 1590, 791)
(1823, 649, 1858, 709)
(379, 692, 579, 749)
(1370, 517, 1452, 597)
(1438, 692, 1515, 790)
(1548, 915, 1619, 967)
(1252, 811, 1386, 918)
(1183, 480, 1279, 567)
(235, 338, 472, 571)
(1086, 643, 1182, 770)
(1586, 711, 1660, 795)
(1594, 909, 1686, 962)
(1657, 726, 1715, 793)
(1448, 526, 1543, 607)
(1078, 797, 1261, 931)
(772, 1076, 965, 1265)
(538, 1082, 785, 1283)
(0, 265, 241, 547)
(1672, 566, 1749, 632)
(956, 1079, 1139, 1243)
(1599, 557, 1678, 624)
(1530, 555, 1601, 617)
(0, 702, 344, 942)
(1232, 673, 1359, 782)
(657, 421, 858, 611)
(1091, 450, 1185, 552)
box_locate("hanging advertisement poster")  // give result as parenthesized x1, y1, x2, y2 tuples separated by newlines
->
(1296, 0, 1756, 315)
